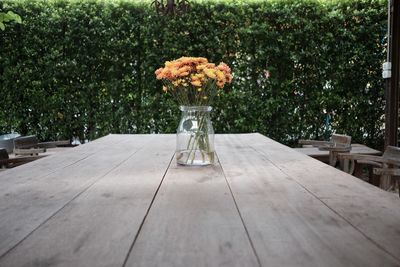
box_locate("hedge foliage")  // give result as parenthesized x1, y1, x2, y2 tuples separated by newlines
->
(0, 0, 387, 147)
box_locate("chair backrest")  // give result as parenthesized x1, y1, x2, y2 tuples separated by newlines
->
(382, 146, 400, 162)
(0, 148, 9, 160)
(14, 135, 39, 149)
(330, 134, 351, 148)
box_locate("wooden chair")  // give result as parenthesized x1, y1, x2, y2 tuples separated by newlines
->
(373, 167, 400, 197)
(340, 146, 400, 190)
(13, 135, 70, 156)
(299, 134, 352, 167)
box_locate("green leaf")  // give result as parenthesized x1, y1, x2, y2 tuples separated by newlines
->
(15, 14, 22, 24)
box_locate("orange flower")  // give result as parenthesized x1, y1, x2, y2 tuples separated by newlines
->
(155, 57, 232, 103)
(178, 66, 191, 74)
(226, 74, 233, 83)
(155, 68, 163, 75)
(179, 71, 190, 77)
(217, 80, 225, 88)
(171, 69, 179, 78)
(196, 64, 207, 71)
(165, 61, 173, 67)
(216, 70, 225, 82)
(191, 80, 202, 87)
(204, 68, 216, 79)
(217, 62, 231, 74)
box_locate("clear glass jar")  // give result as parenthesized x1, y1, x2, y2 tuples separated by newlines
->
(176, 106, 215, 166)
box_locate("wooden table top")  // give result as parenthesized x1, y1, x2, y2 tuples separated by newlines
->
(0, 134, 399, 267)
(295, 144, 381, 157)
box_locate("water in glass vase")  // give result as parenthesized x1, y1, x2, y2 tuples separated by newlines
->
(176, 106, 215, 166)
(176, 150, 215, 166)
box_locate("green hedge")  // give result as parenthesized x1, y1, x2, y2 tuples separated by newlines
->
(0, 0, 386, 148)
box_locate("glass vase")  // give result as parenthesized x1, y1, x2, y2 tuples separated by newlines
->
(176, 106, 215, 166)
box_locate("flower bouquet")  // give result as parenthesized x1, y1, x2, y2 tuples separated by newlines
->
(155, 57, 232, 165)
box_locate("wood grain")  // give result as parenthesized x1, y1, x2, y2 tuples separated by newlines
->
(1, 134, 399, 267)
(124, 157, 260, 267)
(215, 134, 400, 267)
(0, 134, 175, 267)
(295, 144, 381, 163)
(228, 133, 400, 264)
(0, 134, 122, 184)
(0, 135, 155, 258)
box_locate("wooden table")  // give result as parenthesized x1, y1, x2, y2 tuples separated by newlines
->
(0, 134, 399, 267)
(294, 144, 382, 163)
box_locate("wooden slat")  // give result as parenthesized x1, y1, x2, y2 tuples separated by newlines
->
(124, 157, 260, 266)
(231, 133, 400, 263)
(38, 140, 70, 148)
(0, 135, 175, 267)
(1, 134, 399, 267)
(0, 135, 156, 258)
(13, 135, 39, 149)
(14, 148, 46, 156)
(215, 134, 400, 267)
(295, 144, 381, 163)
(0, 134, 122, 183)
(0, 155, 46, 169)
(0, 135, 124, 204)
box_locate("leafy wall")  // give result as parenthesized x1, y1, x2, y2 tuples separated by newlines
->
(0, 0, 386, 147)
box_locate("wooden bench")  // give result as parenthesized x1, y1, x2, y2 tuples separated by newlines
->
(294, 144, 381, 163)
(340, 145, 400, 190)
(13, 135, 70, 156)
(298, 134, 352, 166)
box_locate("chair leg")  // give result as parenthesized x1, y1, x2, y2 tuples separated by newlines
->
(380, 175, 392, 190)
(394, 176, 400, 197)
(397, 179, 400, 197)
(343, 159, 349, 173)
(329, 152, 338, 167)
(370, 166, 381, 186)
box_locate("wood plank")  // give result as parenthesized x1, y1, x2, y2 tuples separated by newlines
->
(0, 135, 175, 267)
(0, 135, 156, 258)
(295, 144, 381, 163)
(13, 135, 39, 149)
(14, 148, 46, 156)
(233, 133, 400, 262)
(0, 134, 123, 183)
(0, 134, 124, 196)
(124, 157, 260, 266)
(215, 134, 400, 267)
(9, 146, 76, 159)
(0, 155, 46, 169)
